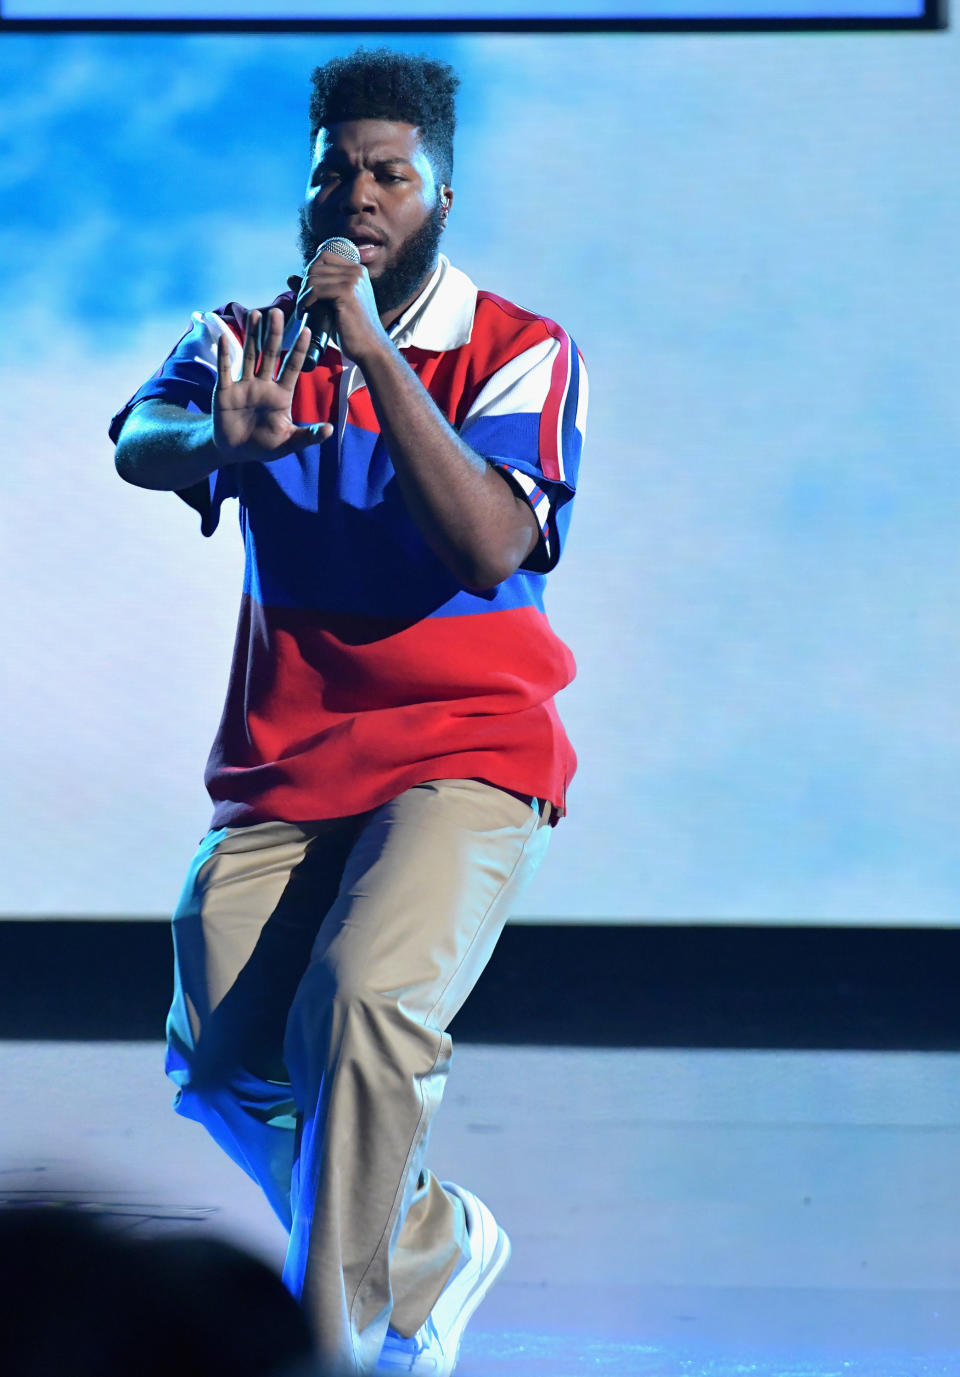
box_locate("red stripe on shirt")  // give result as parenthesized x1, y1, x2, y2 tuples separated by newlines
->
(474, 292, 572, 482)
(205, 596, 576, 827)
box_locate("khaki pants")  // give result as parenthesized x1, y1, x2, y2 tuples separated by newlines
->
(165, 779, 552, 1376)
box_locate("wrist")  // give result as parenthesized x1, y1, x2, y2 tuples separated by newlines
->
(348, 329, 401, 376)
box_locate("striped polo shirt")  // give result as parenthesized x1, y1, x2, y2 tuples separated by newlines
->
(110, 255, 586, 827)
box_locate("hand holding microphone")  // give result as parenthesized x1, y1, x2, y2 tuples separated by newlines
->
(296, 237, 364, 372)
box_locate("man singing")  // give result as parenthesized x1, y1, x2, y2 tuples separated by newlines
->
(111, 48, 585, 1377)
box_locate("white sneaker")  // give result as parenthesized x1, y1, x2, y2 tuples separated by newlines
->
(375, 1314, 445, 1374)
(375, 1182, 511, 1376)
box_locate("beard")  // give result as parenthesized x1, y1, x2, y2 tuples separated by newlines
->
(297, 201, 445, 317)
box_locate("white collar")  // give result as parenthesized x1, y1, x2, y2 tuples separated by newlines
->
(387, 254, 477, 352)
(282, 255, 476, 371)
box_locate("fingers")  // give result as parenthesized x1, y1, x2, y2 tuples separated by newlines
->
(240, 309, 262, 380)
(258, 307, 284, 380)
(294, 275, 316, 317)
(276, 320, 311, 389)
(295, 257, 365, 317)
(233, 307, 295, 384)
(228, 306, 324, 394)
(216, 329, 235, 390)
(289, 423, 334, 449)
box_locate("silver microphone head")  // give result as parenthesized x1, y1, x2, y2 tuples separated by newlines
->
(300, 238, 363, 373)
(318, 236, 362, 264)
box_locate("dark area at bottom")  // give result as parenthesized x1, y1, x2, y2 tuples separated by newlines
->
(0, 920, 958, 1048)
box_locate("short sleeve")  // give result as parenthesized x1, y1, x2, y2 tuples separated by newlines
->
(108, 310, 246, 536)
(459, 327, 587, 573)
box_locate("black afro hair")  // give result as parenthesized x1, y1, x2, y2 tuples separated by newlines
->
(308, 48, 459, 186)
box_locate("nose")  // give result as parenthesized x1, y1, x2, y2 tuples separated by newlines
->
(340, 169, 377, 216)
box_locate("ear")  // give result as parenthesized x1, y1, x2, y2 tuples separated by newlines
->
(439, 184, 453, 225)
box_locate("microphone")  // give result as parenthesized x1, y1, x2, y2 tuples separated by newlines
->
(300, 236, 362, 373)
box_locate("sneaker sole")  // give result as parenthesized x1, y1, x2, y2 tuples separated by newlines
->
(435, 1187, 511, 1374)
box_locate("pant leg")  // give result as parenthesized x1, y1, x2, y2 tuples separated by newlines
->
(166, 817, 361, 1230)
(281, 779, 551, 1377)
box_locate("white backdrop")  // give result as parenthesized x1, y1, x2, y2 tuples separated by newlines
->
(1, 30, 957, 922)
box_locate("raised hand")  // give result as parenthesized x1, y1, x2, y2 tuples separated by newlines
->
(213, 307, 333, 462)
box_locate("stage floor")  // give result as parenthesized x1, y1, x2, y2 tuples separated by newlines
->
(1, 1042, 958, 1376)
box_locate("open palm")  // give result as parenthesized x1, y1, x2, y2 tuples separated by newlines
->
(213, 307, 332, 461)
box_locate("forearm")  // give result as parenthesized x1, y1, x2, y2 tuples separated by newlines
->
(114, 402, 221, 491)
(360, 340, 538, 589)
